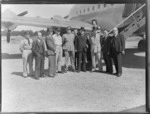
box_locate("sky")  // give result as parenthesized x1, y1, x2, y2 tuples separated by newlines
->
(2, 4, 74, 31)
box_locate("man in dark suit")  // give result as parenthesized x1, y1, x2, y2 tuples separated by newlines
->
(73, 29, 78, 70)
(45, 28, 56, 77)
(110, 27, 125, 77)
(101, 30, 113, 74)
(32, 32, 46, 80)
(75, 27, 88, 72)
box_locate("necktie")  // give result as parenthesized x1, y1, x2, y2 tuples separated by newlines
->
(27, 38, 30, 45)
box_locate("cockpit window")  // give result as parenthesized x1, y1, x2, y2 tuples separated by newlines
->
(76, 11, 78, 15)
(92, 6, 95, 10)
(84, 9, 85, 13)
(87, 7, 90, 12)
(98, 4, 100, 9)
(104, 4, 106, 7)
(80, 10, 82, 14)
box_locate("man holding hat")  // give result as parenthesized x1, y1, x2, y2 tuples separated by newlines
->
(19, 31, 34, 77)
(45, 28, 56, 77)
(53, 27, 63, 73)
(62, 26, 75, 72)
(75, 27, 88, 72)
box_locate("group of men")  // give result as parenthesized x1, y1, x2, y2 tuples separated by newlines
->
(19, 25, 125, 80)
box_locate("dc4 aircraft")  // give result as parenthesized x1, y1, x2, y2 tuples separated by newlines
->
(2, 3, 146, 50)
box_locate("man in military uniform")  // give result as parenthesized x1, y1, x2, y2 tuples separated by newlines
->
(19, 31, 34, 77)
(62, 26, 75, 72)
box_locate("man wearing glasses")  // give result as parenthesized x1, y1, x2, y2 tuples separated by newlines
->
(110, 27, 125, 77)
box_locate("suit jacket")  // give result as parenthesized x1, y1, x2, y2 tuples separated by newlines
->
(45, 36, 56, 56)
(75, 34, 88, 52)
(32, 38, 45, 57)
(111, 33, 125, 53)
(101, 35, 112, 54)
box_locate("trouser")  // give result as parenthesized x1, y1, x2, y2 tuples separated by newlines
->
(48, 55, 56, 75)
(35, 53, 45, 78)
(111, 50, 122, 74)
(56, 46, 62, 72)
(64, 50, 75, 70)
(22, 50, 33, 76)
(91, 51, 103, 71)
(74, 52, 78, 68)
(77, 51, 86, 71)
(103, 52, 113, 73)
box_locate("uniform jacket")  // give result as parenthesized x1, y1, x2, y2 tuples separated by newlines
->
(89, 33, 102, 53)
(45, 36, 56, 56)
(111, 33, 125, 53)
(19, 38, 33, 53)
(32, 38, 45, 57)
(62, 33, 75, 51)
(75, 34, 88, 52)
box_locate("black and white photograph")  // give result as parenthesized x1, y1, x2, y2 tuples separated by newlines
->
(1, 0, 149, 112)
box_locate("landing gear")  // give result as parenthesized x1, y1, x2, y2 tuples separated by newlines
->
(6, 30, 11, 43)
(138, 39, 145, 51)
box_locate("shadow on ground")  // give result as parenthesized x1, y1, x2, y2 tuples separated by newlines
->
(2, 53, 22, 59)
(123, 48, 145, 69)
(11, 72, 36, 79)
(121, 105, 146, 112)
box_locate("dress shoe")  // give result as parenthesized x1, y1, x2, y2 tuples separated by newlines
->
(117, 73, 122, 77)
(64, 70, 67, 73)
(91, 68, 96, 72)
(58, 71, 64, 74)
(113, 73, 118, 75)
(77, 70, 80, 73)
(48, 75, 55, 78)
(72, 69, 75, 72)
(35, 77, 39, 80)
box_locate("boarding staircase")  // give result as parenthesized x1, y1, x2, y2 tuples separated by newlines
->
(110, 3, 146, 51)
(120, 3, 146, 38)
(110, 3, 146, 39)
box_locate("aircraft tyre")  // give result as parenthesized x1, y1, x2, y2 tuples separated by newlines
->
(138, 39, 145, 51)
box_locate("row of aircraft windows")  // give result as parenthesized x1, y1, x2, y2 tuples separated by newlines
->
(75, 4, 114, 15)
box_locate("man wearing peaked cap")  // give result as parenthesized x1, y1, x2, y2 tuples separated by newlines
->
(53, 27, 64, 73)
(62, 26, 75, 72)
(19, 31, 34, 77)
(80, 27, 85, 31)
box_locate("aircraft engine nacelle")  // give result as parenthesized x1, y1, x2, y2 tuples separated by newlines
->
(4, 24, 17, 43)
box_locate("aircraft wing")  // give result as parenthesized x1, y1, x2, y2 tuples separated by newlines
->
(2, 10, 93, 30)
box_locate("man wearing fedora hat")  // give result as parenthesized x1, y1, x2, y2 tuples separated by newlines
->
(75, 27, 88, 72)
(19, 31, 34, 77)
(62, 26, 75, 72)
(45, 28, 56, 77)
(53, 27, 64, 73)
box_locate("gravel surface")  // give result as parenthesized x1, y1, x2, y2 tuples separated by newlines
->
(1, 37, 145, 112)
